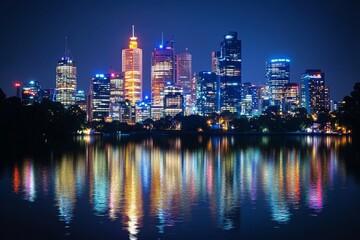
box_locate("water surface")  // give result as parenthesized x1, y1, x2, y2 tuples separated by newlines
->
(1, 135, 359, 239)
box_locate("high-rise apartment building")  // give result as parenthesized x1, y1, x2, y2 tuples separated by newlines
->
(55, 50, 76, 108)
(266, 59, 290, 109)
(301, 69, 330, 114)
(196, 71, 220, 116)
(216, 31, 242, 113)
(151, 39, 176, 107)
(90, 74, 110, 121)
(122, 26, 142, 105)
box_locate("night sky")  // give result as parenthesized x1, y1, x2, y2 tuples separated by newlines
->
(1, 0, 359, 101)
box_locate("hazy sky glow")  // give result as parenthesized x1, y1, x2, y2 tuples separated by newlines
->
(1, 0, 359, 101)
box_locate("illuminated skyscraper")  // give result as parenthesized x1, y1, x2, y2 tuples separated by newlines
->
(151, 38, 176, 107)
(176, 49, 193, 115)
(266, 59, 290, 109)
(301, 69, 330, 114)
(122, 26, 142, 105)
(109, 73, 125, 121)
(55, 46, 76, 108)
(217, 31, 242, 113)
(163, 83, 184, 117)
(196, 71, 220, 115)
(90, 74, 110, 121)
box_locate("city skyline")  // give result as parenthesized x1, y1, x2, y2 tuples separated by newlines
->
(1, 0, 359, 102)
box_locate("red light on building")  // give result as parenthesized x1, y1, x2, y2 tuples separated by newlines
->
(111, 73, 115, 77)
(14, 82, 21, 87)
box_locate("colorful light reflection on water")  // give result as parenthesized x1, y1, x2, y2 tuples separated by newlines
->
(1, 135, 359, 239)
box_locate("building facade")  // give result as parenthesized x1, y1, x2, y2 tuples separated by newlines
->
(109, 73, 125, 121)
(266, 59, 290, 109)
(176, 49, 193, 115)
(282, 83, 300, 112)
(55, 56, 76, 108)
(122, 26, 142, 105)
(301, 69, 330, 114)
(217, 31, 242, 113)
(196, 71, 220, 116)
(163, 84, 184, 117)
(90, 74, 110, 121)
(151, 39, 176, 107)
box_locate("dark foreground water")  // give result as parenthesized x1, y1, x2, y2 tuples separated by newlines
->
(1, 135, 360, 239)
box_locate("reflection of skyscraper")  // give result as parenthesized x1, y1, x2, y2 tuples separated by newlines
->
(55, 49, 76, 108)
(151, 39, 175, 107)
(90, 74, 110, 121)
(217, 31, 242, 113)
(266, 59, 290, 109)
(55, 156, 76, 224)
(122, 26, 142, 104)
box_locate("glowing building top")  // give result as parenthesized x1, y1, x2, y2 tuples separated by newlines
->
(122, 25, 143, 104)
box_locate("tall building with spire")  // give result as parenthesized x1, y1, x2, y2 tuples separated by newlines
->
(55, 40, 76, 108)
(122, 25, 142, 105)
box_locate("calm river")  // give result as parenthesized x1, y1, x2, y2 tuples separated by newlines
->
(1, 135, 359, 239)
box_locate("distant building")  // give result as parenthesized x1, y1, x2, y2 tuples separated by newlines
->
(55, 53, 76, 108)
(22, 80, 41, 105)
(217, 31, 242, 113)
(151, 39, 176, 107)
(266, 59, 290, 109)
(122, 26, 142, 104)
(196, 71, 220, 116)
(135, 100, 151, 123)
(163, 83, 184, 117)
(109, 73, 125, 121)
(90, 74, 110, 121)
(241, 83, 259, 115)
(75, 89, 87, 112)
(40, 88, 55, 102)
(301, 69, 330, 114)
(282, 83, 300, 112)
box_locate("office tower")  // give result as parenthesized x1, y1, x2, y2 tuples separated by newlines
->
(266, 59, 290, 109)
(151, 38, 176, 107)
(301, 69, 330, 114)
(282, 83, 300, 112)
(109, 73, 125, 121)
(22, 80, 41, 105)
(196, 71, 220, 116)
(122, 26, 142, 105)
(163, 83, 184, 117)
(75, 89, 87, 112)
(176, 49, 193, 115)
(217, 31, 242, 113)
(89, 74, 110, 121)
(55, 47, 76, 108)
(258, 85, 271, 113)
